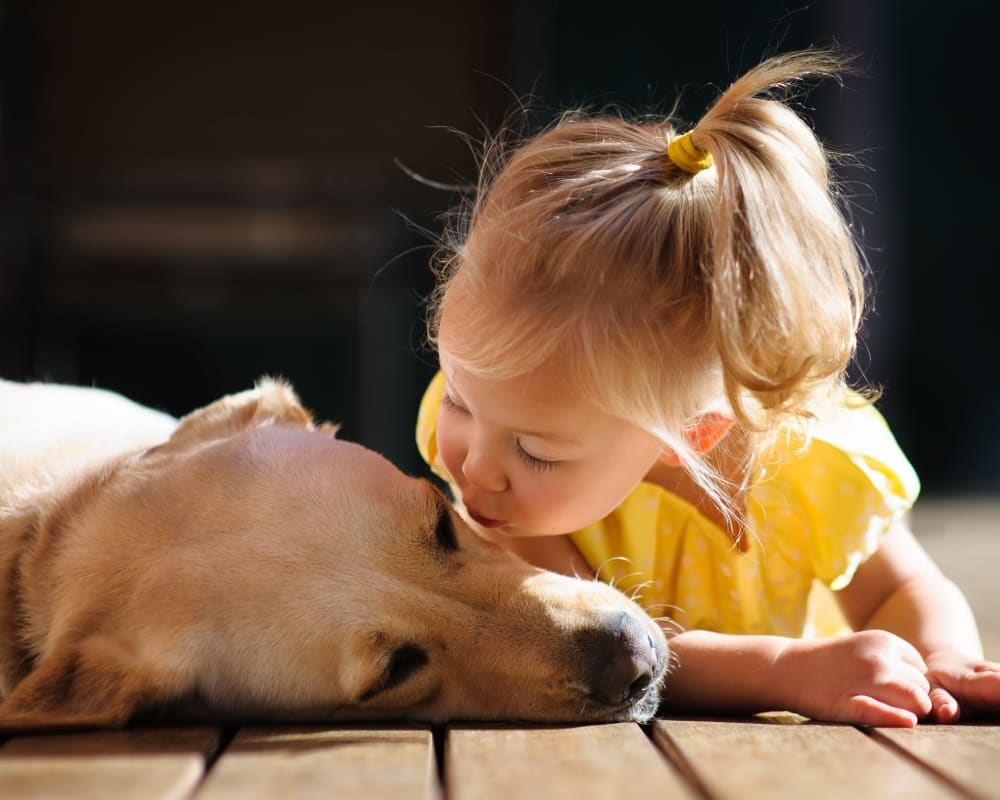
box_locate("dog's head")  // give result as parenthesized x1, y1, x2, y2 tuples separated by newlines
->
(0, 380, 668, 729)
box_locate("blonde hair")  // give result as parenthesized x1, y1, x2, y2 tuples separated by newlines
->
(428, 50, 867, 518)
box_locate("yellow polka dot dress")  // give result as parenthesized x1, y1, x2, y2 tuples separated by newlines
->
(416, 372, 920, 638)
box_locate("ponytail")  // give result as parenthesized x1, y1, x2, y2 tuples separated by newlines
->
(684, 50, 865, 427)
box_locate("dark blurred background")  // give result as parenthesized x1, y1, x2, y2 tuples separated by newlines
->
(1, 0, 997, 496)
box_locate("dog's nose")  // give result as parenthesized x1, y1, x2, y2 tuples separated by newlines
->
(590, 610, 661, 707)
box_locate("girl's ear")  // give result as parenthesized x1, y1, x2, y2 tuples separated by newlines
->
(660, 412, 736, 467)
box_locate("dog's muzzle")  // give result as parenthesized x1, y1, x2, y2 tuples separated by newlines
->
(580, 609, 667, 720)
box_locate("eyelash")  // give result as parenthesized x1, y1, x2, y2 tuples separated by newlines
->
(441, 392, 463, 413)
(442, 393, 559, 473)
(516, 445, 558, 473)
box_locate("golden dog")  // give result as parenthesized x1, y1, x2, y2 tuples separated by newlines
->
(0, 378, 667, 728)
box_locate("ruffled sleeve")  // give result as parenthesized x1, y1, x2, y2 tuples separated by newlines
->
(762, 394, 920, 591)
(415, 370, 454, 484)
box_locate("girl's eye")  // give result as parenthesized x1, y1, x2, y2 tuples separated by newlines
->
(516, 442, 559, 473)
(441, 393, 468, 414)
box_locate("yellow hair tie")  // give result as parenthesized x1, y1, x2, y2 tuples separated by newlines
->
(667, 130, 714, 174)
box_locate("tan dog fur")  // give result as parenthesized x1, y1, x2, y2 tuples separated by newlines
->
(0, 378, 667, 729)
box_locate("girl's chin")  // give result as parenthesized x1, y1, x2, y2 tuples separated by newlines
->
(464, 516, 533, 542)
(473, 521, 570, 541)
(467, 519, 514, 541)
(467, 510, 507, 529)
(459, 504, 570, 540)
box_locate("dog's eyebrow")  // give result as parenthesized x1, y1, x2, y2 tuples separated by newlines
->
(433, 500, 459, 553)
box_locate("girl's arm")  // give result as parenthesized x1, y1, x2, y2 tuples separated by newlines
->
(663, 521, 1000, 725)
(661, 627, 933, 726)
(835, 518, 1000, 722)
(837, 518, 982, 657)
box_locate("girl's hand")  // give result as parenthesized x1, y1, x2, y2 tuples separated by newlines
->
(778, 630, 933, 727)
(924, 650, 1000, 722)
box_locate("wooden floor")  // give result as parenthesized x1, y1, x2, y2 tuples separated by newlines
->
(1, 716, 998, 799)
(0, 499, 997, 799)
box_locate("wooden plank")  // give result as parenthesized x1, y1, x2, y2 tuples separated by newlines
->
(446, 723, 695, 800)
(875, 724, 1000, 800)
(654, 717, 958, 800)
(0, 726, 219, 800)
(195, 725, 438, 800)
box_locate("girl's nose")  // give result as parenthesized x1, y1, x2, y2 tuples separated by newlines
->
(462, 444, 509, 492)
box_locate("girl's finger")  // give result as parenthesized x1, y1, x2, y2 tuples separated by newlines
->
(876, 673, 932, 718)
(930, 687, 961, 723)
(847, 694, 919, 728)
(903, 662, 932, 695)
(932, 662, 1000, 711)
(959, 666, 1000, 710)
(894, 637, 929, 674)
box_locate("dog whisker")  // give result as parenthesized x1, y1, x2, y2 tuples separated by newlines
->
(593, 556, 633, 586)
(642, 602, 680, 616)
(626, 580, 654, 600)
(665, 649, 681, 675)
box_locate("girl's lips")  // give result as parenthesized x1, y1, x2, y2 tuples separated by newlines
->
(467, 509, 507, 528)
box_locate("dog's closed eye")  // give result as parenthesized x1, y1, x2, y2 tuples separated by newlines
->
(360, 644, 429, 702)
(434, 505, 459, 553)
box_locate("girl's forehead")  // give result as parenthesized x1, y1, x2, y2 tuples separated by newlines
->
(441, 351, 567, 402)
(436, 286, 564, 381)
(440, 354, 609, 441)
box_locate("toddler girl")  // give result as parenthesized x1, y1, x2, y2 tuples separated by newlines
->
(415, 50, 1000, 726)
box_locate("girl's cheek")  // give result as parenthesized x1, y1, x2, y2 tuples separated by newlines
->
(515, 474, 567, 528)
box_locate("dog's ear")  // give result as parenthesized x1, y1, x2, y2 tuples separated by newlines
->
(164, 377, 315, 451)
(0, 637, 185, 731)
(316, 421, 341, 437)
(0, 506, 40, 690)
